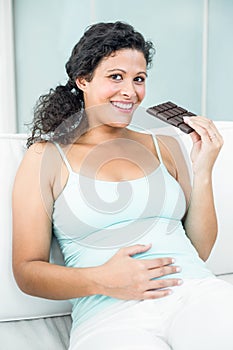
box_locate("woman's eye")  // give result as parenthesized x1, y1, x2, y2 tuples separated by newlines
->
(110, 74, 122, 81)
(134, 76, 145, 83)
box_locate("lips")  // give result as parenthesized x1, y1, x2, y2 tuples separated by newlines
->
(111, 101, 134, 110)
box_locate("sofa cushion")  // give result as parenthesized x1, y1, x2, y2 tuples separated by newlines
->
(0, 134, 71, 322)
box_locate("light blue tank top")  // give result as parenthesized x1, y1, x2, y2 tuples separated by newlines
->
(52, 133, 213, 331)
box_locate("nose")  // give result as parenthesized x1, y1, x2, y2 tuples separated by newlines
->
(120, 80, 136, 99)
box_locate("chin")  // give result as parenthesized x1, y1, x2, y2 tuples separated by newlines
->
(109, 113, 133, 127)
(108, 118, 132, 128)
(109, 122, 130, 128)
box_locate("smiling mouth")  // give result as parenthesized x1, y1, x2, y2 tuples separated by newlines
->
(111, 101, 134, 111)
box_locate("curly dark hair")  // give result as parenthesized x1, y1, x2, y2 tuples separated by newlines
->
(26, 21, 155, 147)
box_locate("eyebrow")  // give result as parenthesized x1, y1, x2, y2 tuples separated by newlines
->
(106, 68, 148, 77)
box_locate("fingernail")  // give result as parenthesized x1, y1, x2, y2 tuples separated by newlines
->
(171, 258, 176, 263)
(176, 266, 182, 272)
(177, 279, 183, 285)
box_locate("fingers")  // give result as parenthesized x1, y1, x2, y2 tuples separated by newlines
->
(121, 243, 152, 257)
(148, 277, 183, 290)
(143, 279, 183, 299)
(147, 264, 181, 279)
(143, 289, 173, 299)
(141, 258, 183, 296)
(106, 246, 184, 300)
(144, 257, 176, 270)
(122, 245, 180, 277)
(183, 116, 223, 146)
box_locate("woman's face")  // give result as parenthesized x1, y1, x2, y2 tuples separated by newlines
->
(76, 49, 147, 129)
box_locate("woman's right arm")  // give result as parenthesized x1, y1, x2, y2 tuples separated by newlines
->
(12, 143, 181, 301)
(12, 142, 103, 300)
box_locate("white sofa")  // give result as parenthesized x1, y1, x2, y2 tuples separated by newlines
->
(0, 121, 233, 349)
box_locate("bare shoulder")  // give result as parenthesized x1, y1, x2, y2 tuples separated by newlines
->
(158, 133, 186, 158)
(16, 141, 59, 180)
(156, 134, 191, 174)
(156, 134, 182, 153)
(127, 129, 182, 154)
(13, 141, 63, 204)
(156, 134, 192, 205)
(155, 134, 182, 178)
(22, 141, 56, 163)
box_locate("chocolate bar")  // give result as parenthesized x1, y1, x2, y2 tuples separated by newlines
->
(146, 101, 196, 133)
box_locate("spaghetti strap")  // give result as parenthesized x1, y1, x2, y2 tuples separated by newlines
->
(53, 142, 73, 173)
(150, 133, 164, 166)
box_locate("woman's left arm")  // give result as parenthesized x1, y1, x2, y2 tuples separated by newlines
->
(182, 116, 223, 261)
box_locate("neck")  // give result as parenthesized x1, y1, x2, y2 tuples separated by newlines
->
(78, 124, 129, 145)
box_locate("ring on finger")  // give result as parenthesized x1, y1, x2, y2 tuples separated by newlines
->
(209, 133, 217, 141)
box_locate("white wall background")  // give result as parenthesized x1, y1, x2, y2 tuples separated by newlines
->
(0, 0, 16, 132)
(1, 0, 233, 133)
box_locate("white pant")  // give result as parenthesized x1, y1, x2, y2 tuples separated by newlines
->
(69, 278, 233, 350)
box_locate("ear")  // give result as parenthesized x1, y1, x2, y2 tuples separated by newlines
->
(75, 77, 88, 92)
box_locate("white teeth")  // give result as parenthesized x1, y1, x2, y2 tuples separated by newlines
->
(112, 102, 133, 110)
